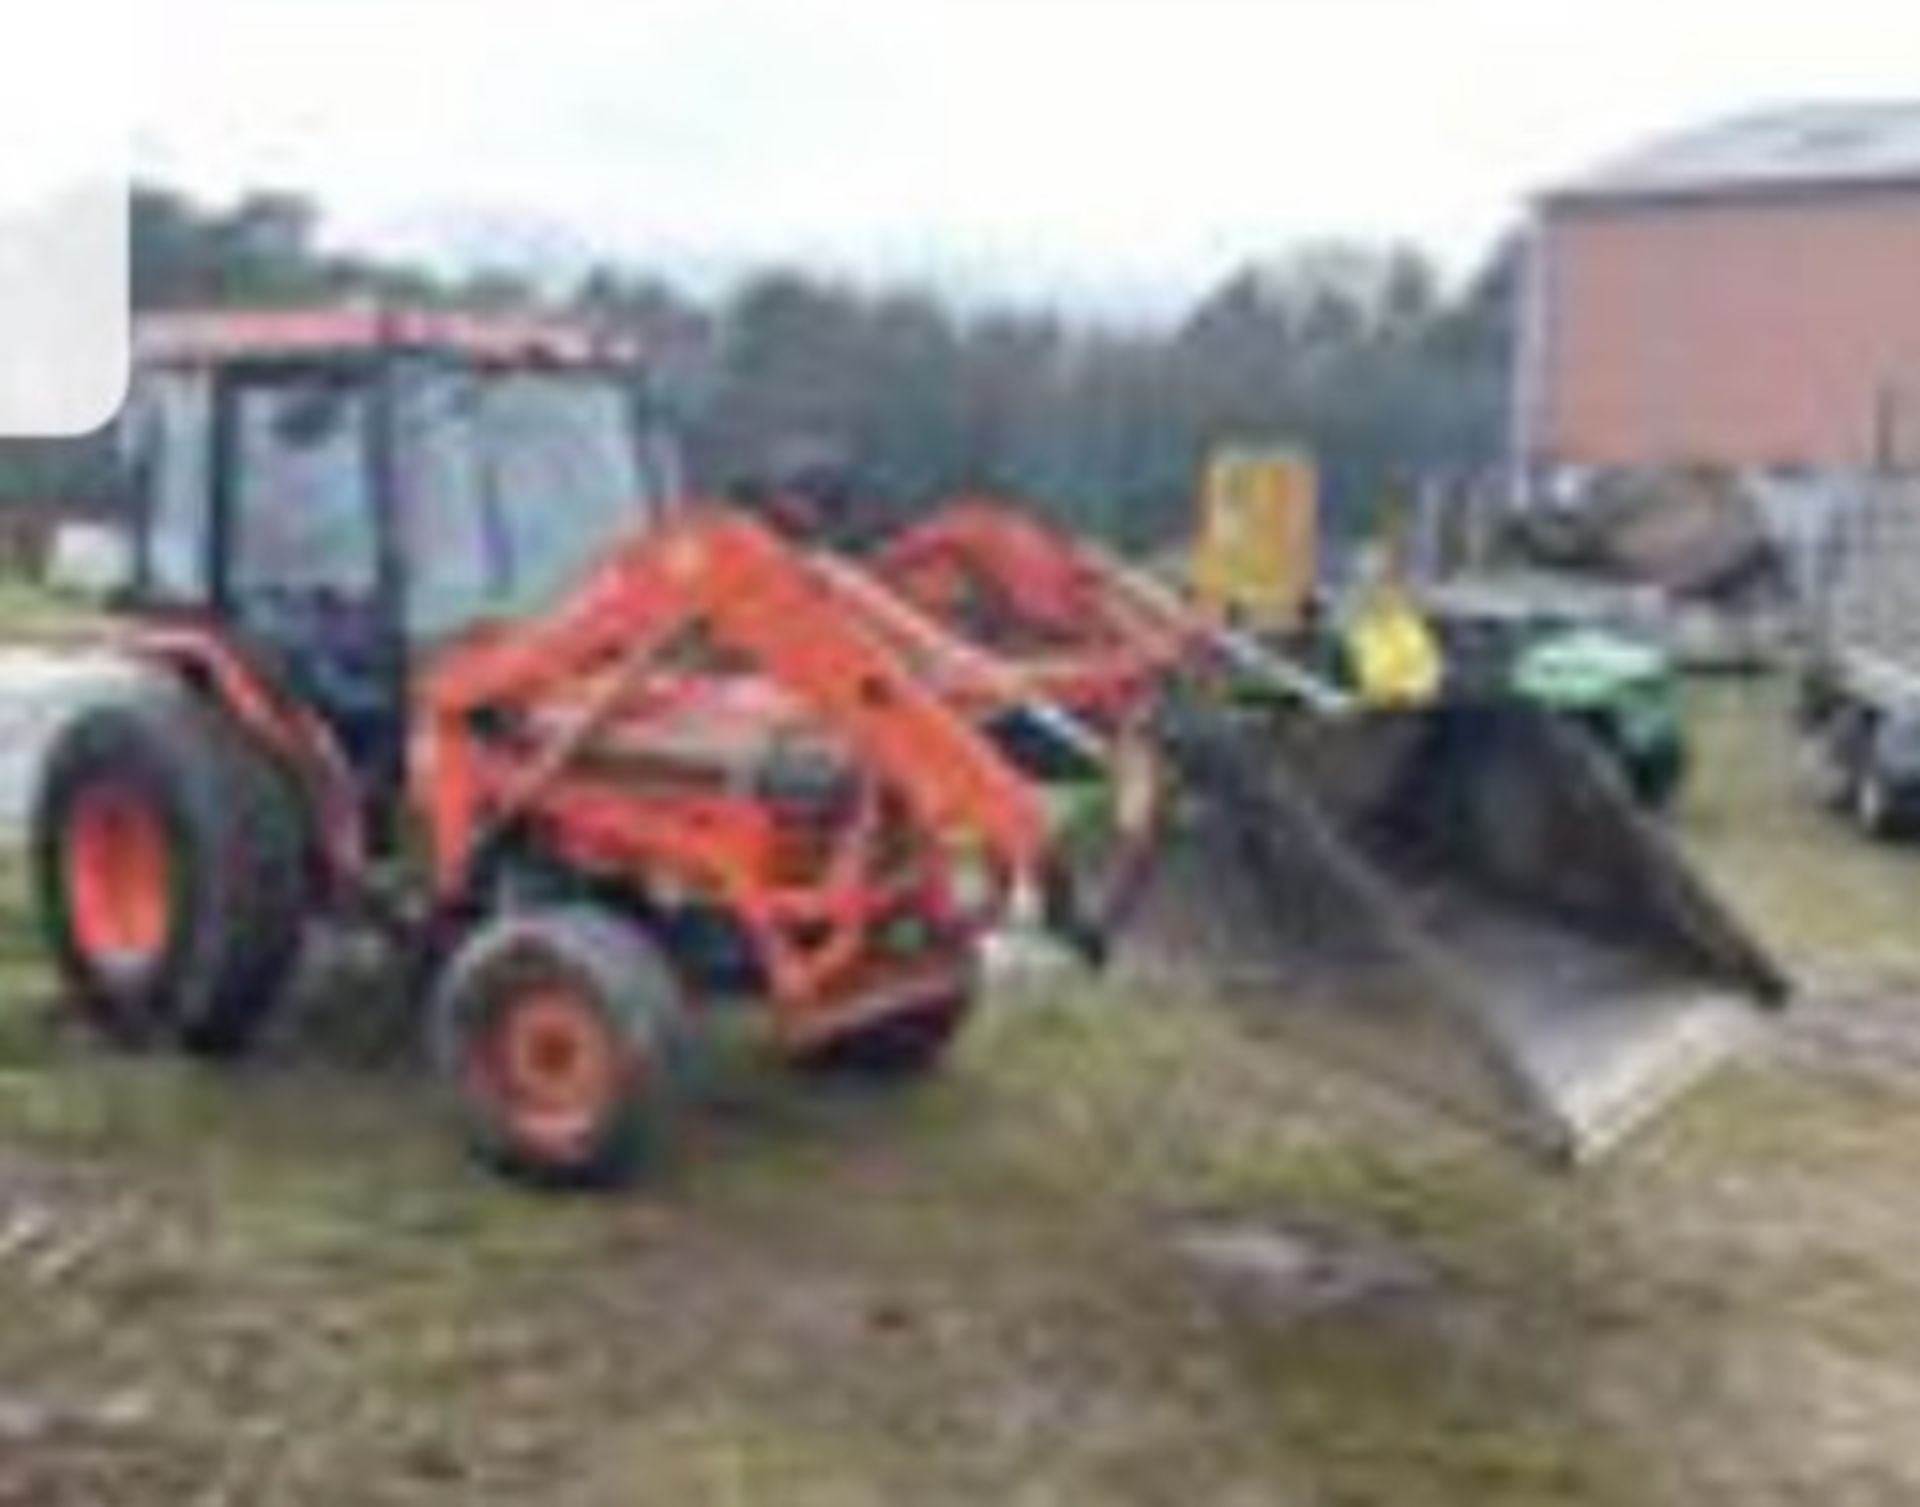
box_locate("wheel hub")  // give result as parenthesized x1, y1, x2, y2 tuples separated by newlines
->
(65, 783, 172, 970)
(478, 988, 625, 1156)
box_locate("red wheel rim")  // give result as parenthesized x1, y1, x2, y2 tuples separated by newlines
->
(65, 783, 172, 970)
(473, 987, 628, 1157)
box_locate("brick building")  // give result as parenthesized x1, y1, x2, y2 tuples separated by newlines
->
(1516, 102, 1920, 475)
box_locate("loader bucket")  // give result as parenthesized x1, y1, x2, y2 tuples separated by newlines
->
(1124, 697, 1789, 1162)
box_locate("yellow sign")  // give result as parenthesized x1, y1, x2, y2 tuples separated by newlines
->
(1192, 446, 1316, 630)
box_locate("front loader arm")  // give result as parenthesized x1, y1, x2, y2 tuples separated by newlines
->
(418, 506, 1051, 901)
(878, 498, 1195, 663)
(876, 498, 1125, 642)
(884, 497, 1349, 715)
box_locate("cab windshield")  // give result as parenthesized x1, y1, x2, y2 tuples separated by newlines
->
(401, 364, 661, 638)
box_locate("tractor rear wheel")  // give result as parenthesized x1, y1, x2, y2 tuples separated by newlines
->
(32, 684, 310, 1054)
(430, 907, 692, 1188)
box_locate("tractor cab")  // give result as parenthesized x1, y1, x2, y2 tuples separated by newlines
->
(122, 311, 681, 809)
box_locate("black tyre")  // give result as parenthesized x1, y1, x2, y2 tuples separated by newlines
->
(1804, 705, 1917, 839)
(792, 978, 975, 1081)
(429, 906, 692, 1188)
(31, 683, 310, 1055)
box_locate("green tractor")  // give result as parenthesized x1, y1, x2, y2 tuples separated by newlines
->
(1509, 627, 1688, 809)
(1419, 588, 1688, 811)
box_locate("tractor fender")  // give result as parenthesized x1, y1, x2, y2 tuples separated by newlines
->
(118, 621, 366, 888)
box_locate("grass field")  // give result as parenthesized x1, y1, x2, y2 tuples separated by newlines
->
(0, 578, 100, 637)
(1, 678, 1918, 1506)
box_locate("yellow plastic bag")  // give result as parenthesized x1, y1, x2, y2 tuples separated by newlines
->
(1345, 596, 1444, 707)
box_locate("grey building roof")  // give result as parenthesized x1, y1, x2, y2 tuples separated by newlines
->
(1549, 101, 1920, 207)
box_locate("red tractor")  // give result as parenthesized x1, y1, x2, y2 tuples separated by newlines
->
(32, 310, 1095, 1185)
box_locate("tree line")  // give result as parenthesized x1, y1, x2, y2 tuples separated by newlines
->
(0, 184, 1516, 549)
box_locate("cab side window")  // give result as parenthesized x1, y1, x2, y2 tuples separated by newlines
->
(232, 378, 380, 602)
(132, 372, 213, 602)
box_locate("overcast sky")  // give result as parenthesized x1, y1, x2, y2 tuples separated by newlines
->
(128, 0, 1920, 317)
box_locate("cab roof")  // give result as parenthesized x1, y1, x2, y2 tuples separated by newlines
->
(135, 308, 641, 369)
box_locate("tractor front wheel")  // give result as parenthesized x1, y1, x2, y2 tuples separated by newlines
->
(32, 685, 309, 1054)
(430, 907, 692, 1188)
